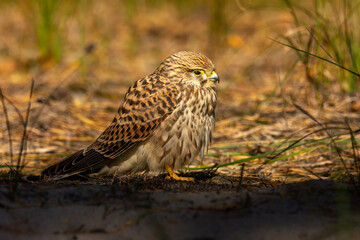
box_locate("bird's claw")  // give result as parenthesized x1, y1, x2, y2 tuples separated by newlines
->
(165, 164, 194, 182)
(165, 175, 195, 182)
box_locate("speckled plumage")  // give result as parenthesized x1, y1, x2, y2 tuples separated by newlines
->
(41, 51, 219, 180)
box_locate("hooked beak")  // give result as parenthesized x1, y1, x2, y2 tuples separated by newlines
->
(208, 71, 220, 83)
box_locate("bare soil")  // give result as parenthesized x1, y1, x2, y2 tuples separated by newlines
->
(0, 174, 359, 240)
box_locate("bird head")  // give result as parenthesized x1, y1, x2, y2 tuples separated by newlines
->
(156, 51, 220, 87)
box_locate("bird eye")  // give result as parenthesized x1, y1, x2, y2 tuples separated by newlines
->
(193, 70, 203, 76)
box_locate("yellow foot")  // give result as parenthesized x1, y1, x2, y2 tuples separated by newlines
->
(165, 164, 194, 182)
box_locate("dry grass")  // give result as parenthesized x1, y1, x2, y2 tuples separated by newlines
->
(0, 0, 359, 186)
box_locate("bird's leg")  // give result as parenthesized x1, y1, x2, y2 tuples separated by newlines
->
(165, 164, 194, 182)
(111, 170, 119, 183)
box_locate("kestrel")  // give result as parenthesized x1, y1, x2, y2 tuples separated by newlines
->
(41, 51, 219, 181)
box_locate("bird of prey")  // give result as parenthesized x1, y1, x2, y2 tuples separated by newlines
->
(41, 51, 219, 181)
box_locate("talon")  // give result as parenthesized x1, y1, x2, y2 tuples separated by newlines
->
(165, 164, 194, 182)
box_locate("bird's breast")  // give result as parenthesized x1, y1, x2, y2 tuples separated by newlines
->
(142, 87, 217, 171)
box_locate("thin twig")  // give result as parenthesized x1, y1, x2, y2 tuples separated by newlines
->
(305, 27, 336, 62)
(29, 66, 79, 130)
(16, 79, 35, 173)
(303, 167, 323, 180)
(3, 95, 25, 125)
(0, 88, 14, 168)
(239, 163, 245, 186)
(269, 38, 360, 77)
(345, 118, 359, 183)
(293, 103, 357, 187)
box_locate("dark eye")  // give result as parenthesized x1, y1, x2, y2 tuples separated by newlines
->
(193, 70, 202, 75)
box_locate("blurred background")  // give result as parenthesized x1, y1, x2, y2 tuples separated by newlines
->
(0, 0, 359, 183)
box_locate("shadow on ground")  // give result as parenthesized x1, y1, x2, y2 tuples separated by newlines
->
(0, 174, 359, 240)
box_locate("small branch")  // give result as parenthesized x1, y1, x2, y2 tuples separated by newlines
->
(16, 79, 35, 172)
(0, 87, 14, 168)
(268, 37, 360, 77)
(293, 103, 357, 187)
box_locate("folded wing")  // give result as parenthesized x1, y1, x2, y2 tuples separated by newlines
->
(41, 75, 180, 179)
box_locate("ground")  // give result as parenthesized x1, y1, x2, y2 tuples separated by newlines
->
(0, 1, 360, 239)
(1, 176, 360, 239)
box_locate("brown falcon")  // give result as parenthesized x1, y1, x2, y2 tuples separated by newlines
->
(41, 51, 219, 181)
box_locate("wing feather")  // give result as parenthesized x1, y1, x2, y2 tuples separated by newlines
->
(41, 149, 107, 180)
(86, 75, 180, 159)
(41, 74, 181, 179)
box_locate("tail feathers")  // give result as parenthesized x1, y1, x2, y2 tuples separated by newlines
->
(41, 149, 108, 180)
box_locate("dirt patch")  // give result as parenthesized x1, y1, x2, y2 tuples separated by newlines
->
(0, 176, 359, 239)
